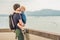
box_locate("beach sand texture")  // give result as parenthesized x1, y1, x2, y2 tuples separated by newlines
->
(0, 32, 52, 40)
(0, 32, 16, 40)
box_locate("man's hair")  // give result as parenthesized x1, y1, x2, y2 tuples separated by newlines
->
(13, 3, 20, 10)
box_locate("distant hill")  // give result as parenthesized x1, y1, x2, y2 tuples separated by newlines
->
(26, 9, 60, 16)
(0, 9, 60, 16)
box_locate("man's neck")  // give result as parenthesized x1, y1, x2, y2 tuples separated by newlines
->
(14, 11, 20, 13)
(14, 11, 22, 14)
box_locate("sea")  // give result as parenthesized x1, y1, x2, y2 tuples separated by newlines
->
(0, 15, 60, 34)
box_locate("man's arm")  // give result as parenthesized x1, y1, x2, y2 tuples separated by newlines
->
(17, 19, 24, 30)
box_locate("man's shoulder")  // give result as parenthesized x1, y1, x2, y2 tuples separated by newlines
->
(13, 13, 19, 16)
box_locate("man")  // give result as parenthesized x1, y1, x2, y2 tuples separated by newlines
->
(13, 3, 24, 40)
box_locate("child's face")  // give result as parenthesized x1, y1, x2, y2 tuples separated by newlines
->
(20, 7, 25, 12)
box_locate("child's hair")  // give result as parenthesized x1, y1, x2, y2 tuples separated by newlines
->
(20, 6, 26, 11)
(13, 3, 20, 10)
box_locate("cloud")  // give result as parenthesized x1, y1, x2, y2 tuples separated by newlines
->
(13, 0, 60, 11)
(0, 0, 60, 14)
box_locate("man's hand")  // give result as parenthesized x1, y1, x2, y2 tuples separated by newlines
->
(17, 23, 25, 30)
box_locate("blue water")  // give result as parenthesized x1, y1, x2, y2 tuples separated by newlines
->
(0, 15, 9, 28)
(1, 15, 60, 34)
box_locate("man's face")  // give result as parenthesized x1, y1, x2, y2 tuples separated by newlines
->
(16, 7, 20, 11)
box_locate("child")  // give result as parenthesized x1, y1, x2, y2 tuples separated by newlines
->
(17, 6, 26, 30)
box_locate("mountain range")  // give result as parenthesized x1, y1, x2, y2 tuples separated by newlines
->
(26, 9, 60, 16)
(0, 9, 60, 16)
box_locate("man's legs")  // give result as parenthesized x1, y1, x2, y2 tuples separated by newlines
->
(15, 29, 24, 40)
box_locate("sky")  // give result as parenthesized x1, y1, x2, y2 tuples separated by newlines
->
(0, 0, 60, 14)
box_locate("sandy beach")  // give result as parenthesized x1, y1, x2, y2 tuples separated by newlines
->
(0, 32, 52, 40)
(0, 32, 16, 40)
